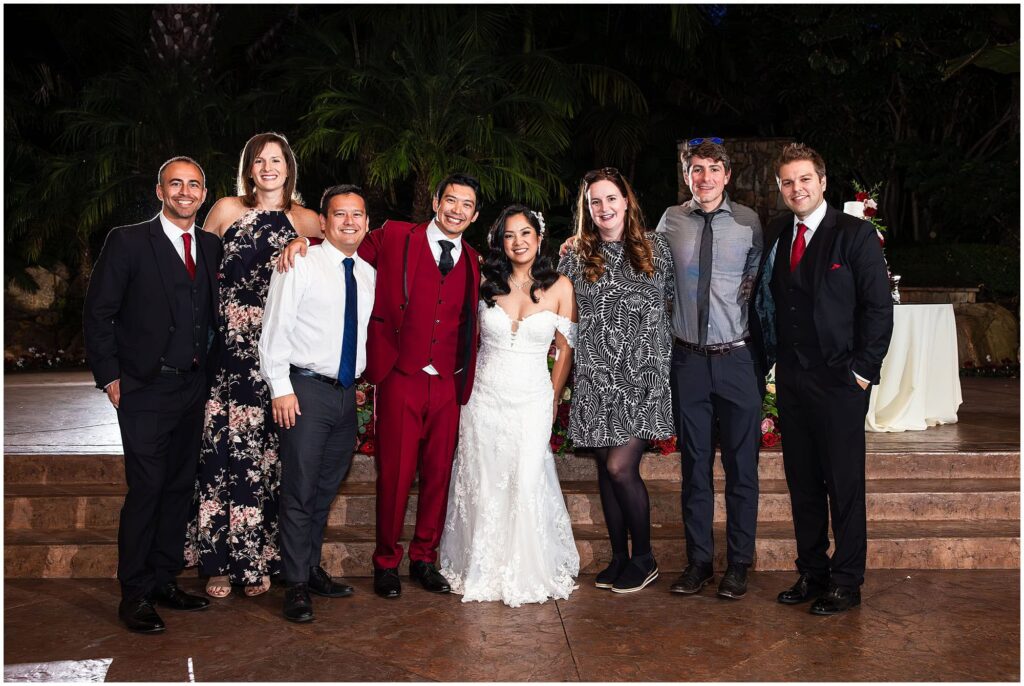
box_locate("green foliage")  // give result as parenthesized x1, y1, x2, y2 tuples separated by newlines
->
(887, 244, 1019, 299)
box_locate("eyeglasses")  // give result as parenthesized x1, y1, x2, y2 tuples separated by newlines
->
(688, 137, 724, 146)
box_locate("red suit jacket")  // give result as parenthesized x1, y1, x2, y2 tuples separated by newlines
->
(358, 220, 480, 405)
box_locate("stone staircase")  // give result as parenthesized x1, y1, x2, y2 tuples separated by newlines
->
(5, 448, 1019, 578)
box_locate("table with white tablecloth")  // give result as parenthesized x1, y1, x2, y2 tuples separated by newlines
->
(865, 303, 962, 432)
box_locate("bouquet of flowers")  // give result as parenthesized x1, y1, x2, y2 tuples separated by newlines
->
(844, 181, 901, 304)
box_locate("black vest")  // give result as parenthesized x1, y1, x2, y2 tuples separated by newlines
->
(771, 227, 827, 370)
(162, 239, 213, 370)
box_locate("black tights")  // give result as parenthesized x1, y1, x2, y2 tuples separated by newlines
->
(594, 436, 651, 560)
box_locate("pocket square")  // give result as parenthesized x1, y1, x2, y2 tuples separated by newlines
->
(830, 263, 842, 271)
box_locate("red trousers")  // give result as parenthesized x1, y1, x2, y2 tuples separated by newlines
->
(372, 369, 460, 569)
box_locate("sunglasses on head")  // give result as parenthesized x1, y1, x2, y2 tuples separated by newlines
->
(584, 167, 621, 182)
(688, 137, 724, 146)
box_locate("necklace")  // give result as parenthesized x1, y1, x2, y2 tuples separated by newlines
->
(509, 275, 532, 291)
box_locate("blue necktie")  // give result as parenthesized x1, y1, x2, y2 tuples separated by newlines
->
(338, 257, 357, 387)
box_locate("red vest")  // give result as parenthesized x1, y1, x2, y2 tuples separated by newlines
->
(361, 221, 480, 404)
(394, 244, 469, 377)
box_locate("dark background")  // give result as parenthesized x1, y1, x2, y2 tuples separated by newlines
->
(5, 4, 1019, 326)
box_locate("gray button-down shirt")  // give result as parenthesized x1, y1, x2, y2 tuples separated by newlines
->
(655, 194, 762, 345)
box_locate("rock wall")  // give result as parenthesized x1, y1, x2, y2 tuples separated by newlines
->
(677, 137, 794, 226)
(4, 263, 85, 365)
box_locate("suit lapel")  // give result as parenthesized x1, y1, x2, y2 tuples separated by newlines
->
(811, 205, 840, 294)
(148, 216, 180, 324)
(402, 223, 429, 305)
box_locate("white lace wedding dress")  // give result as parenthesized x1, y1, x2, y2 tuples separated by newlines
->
(439, 302, 580, 607)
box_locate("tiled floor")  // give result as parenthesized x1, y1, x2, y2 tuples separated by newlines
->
(3, 571, 1019, 681)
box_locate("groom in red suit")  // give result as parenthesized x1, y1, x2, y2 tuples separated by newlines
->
(360, 174, 482, 598)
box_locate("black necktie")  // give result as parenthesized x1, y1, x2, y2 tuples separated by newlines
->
(693, 209, 722, 346)
(438, 240, 455, 276)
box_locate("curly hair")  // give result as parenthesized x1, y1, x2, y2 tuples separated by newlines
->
(480, 204, 558, 306)
(571, 168, 654, 282)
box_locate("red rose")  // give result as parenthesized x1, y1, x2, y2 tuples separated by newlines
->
(761, 432, 780, 448)
(550, 434, 565, 453)
(855, 192, 868, 202)
(863, 206, 877, 218)
(360, 439, 376, 454)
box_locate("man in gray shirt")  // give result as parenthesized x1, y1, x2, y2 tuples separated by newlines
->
(656, 138, 763, 600)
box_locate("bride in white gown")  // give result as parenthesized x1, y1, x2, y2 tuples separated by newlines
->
(440, 204, 580, 608)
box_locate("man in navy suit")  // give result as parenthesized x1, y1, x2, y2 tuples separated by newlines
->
(750, 143, 893, 615)
(84, 157, 222, 632)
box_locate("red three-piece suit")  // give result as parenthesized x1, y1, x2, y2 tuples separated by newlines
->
(357, 220, 480, 570)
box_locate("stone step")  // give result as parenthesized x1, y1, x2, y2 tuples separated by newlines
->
(6, 450, 1020, 486)
(6, 478, 1019, 531)
(6, 520, 1018, 578)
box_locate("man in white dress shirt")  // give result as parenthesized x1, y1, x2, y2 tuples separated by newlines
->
(259, 184, 376, 622)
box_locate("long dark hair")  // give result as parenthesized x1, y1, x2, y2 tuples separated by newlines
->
(572, 167, 654, 282)
(480, 204, 559, 306)
(236, 132, 300, 210)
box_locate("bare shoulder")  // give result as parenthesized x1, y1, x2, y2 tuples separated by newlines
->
(552, 273, 574, 294)
(288, 204, 322, 237)
(203, 196, 246, 236)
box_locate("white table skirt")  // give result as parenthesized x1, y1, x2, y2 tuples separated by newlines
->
(865, 303, 962, 432)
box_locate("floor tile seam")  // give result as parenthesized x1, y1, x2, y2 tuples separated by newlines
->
(554, 598, 583, 682)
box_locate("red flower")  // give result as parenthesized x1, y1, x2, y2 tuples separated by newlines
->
(863, 206, 877, 218)
(855, 192, 869, 202)
(550, 434, 565, 453)
(359, 439, 376, 455)
(761, 432, 781, 448)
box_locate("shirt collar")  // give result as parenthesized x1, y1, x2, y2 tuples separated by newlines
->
(427, 219, 463, 247)
(795, 200, 827, 233)
(686, 192, 733, 216)
(158, 211, 195, 237)
(319, 237, 360, 267)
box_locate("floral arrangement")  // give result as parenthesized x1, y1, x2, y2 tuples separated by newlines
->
(845, 181, 901, 304)
(760, 370, 781, 448)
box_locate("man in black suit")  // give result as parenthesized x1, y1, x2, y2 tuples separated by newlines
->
(750, 143, 893, 615)
(84, 157, 222, 632)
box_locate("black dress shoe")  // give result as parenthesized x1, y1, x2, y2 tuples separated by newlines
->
(151, 582, 210, 611)
(283, 583, 314, 622)
(669, 562, 714, 594)
(594, 557, 628, 589)
(777, 572, 830, 605)
(810, 584, 861, 615)
(118, 598, 166, 633)
(717, 563, 748, 600)
(374, 567, 402, 599)
(409, 560, 451, 593)
(611, 553, 659, 594)
(308, 566, 355, 598)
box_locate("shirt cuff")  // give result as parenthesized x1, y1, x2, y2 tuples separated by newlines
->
(853, 370, 870, 385)
(103, 380, 117, 391)
(267, 376, 294, 398)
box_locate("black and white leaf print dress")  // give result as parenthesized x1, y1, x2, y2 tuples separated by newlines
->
(557, 235, 675, 447)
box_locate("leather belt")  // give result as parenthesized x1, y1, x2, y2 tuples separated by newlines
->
(160, 364, 197, 374)
(290, 364, 343, 388)
(674, 338, 748, 357)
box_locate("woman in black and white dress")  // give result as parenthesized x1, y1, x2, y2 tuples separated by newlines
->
(558, 167, 674, 594)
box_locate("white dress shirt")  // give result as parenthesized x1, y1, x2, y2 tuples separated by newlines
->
(426, 219, 463, 267)
(788, 200, 827, 251)
(159, 212, 197, 264)
(259, 240, 376, 398)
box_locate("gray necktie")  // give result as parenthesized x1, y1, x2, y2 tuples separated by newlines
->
(693, 209, 722, 346)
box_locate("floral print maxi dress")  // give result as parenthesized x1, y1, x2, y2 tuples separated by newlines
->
(185, 209, 296, 585)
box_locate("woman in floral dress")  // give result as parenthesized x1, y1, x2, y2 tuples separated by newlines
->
(186, 132, 322, 597)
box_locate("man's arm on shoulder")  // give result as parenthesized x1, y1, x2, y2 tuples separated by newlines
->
(83, 227, 132, 390)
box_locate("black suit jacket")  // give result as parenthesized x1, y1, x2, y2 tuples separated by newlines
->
(83, 215, 222, 393)
(749, 203, 893, 385)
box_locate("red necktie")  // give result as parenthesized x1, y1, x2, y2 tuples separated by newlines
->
(790, 222, 808, 272)
(182, 232, 196, 280)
